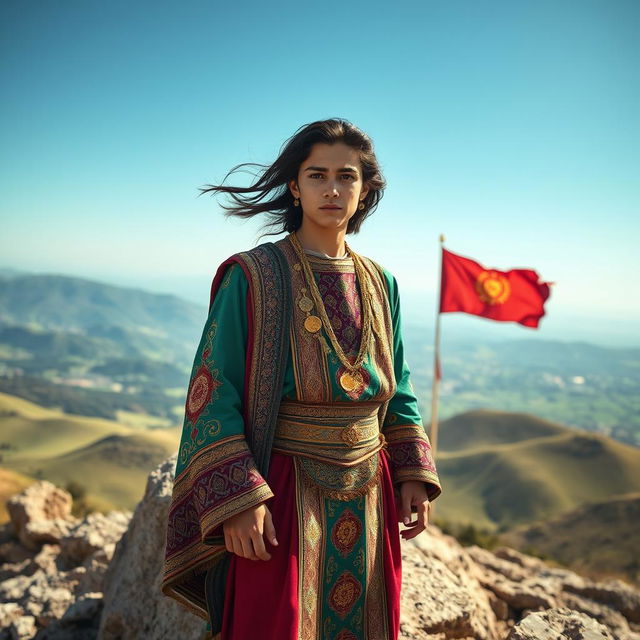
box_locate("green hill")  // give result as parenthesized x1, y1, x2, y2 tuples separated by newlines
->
(435, 407, 569, 451)
(501, 492, 640, 586)
(431, 409, 640, 530)
(3, 395, 639, 568)
(0, 392, 181, 518)
(6, 431, 180, 510)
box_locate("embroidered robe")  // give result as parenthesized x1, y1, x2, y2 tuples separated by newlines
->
(162, 234, 442, 639)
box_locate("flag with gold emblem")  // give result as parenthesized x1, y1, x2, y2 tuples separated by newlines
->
(439, 248, 553, 328)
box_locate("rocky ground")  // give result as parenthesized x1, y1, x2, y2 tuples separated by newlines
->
(1, 454, 639, 639)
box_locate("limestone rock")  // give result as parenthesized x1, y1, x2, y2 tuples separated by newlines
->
(7, 614, 37, 640)
(402, 527, 501, 639)
(1, 482, 131, 639)
(6, 481, 79, 550)
(97, 454, 207, 640)
(506, 606, 615, 639)
(3, 455, 640, 640)
(60, 512, 131, 564)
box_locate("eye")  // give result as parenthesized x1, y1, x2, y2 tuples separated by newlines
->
(309, 173, 324, 179)
(341, 174, 357, 180)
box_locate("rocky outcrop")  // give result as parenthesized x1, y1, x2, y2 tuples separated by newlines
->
(0, 484, 131, 640)
(97, 455, 207, 640)
(6, 481, 79, 551)
(1, 457, 639, 640)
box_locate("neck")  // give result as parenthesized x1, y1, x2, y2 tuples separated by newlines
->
(294, 222, 347, 258)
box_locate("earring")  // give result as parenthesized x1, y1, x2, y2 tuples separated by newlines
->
(294, 198, 300, 207)
(358, 201, 365, 210)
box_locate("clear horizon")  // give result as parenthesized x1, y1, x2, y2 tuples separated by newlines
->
(2, 0, 638, 346)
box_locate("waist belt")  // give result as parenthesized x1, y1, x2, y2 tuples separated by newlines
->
(272, 400, 387, 466)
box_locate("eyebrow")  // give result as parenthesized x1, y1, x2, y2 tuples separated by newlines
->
(303, 165, 359, 174)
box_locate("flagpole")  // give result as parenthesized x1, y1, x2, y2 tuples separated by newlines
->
(429, 234, 445, 519)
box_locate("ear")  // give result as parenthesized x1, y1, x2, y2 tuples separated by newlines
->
(289, 179, 300, 199)
(359, 183, 370, 202)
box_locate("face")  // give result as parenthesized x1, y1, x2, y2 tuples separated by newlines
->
(289, 141, 370, 231)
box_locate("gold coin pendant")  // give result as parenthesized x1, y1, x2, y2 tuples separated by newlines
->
(340, 369, 364, 391)
(339, 372, 356, 391)
(304, 315, 322, 333)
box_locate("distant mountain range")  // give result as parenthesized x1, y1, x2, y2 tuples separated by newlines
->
(0, 270, 638, 445)
(0, 272, 209, 422)
(0, 271, 204, 348)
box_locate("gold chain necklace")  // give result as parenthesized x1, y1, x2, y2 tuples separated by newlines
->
(289, 231, 373, 392)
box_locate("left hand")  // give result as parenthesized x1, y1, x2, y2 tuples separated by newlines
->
(398, 480, 430, 540)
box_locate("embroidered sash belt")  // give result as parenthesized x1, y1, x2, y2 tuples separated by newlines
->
(271, 400, 388, 499)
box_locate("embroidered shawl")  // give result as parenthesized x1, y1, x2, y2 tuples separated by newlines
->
(161, 241, 292, 634)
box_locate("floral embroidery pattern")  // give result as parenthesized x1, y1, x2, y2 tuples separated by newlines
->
(328, 570, 362, 619)
(331, 508, 362, 557)
(185, 363, 222, 427)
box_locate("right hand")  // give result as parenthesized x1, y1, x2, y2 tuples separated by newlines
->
(223, 502, 278, 561)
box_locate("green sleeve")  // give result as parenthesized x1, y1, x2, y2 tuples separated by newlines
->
(381, 268, 443, 503)
(173, 262, 274, 544)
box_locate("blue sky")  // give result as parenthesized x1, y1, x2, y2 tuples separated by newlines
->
(1, 0, 638, 346)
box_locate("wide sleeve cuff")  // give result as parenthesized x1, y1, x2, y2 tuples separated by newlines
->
(183, 435, 275, 545)
(384, 424, 442, 502)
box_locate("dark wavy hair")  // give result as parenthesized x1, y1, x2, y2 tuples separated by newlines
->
(198, 118, 386, 238)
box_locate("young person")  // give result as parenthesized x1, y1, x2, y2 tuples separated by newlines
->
(162, 118, 443, 640)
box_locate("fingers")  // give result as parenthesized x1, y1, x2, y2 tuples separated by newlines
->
(263, 506, 278, 547)
(251, 529, 272, 561)
(222, 505, 277, 561)
(239, 534, 259, 561)
(401, 492, 413, 526)
(231, 534, 244, 558)
(401, 500, 430, 540)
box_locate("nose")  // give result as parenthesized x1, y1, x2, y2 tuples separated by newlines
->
(323, 180, 340, 198)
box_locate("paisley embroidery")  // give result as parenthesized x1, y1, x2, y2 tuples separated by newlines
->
(328, 571, 362, 619)
(185, 363, 221, 426)
(331, 508, 362, 557)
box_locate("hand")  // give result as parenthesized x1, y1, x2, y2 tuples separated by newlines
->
(223, 502, 278, 561)
(398, 480, 430, 541)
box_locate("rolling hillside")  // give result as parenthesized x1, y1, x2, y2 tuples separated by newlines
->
(430, 409, 640, 530)
(0, 392, 181, 517)
(501, 492, 640, 585)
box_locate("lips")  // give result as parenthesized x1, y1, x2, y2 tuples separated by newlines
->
(320, 205, 341, 209)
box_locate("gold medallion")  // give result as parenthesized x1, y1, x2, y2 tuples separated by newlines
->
(340, 369, 363, 391)
(339, 372, 356, 391)
(298, 296, 314, 313)
(304, 315, 322, 333)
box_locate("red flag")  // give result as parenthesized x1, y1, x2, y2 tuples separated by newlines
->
(439, 248, 552, 328)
